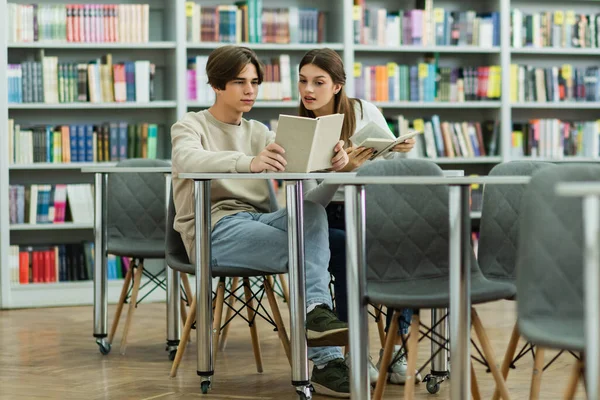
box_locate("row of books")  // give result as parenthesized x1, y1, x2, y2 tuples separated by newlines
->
(354, 63, 501, 103)
(8, 243, 96, 285)
(511, 119, 600, 158)
(510, 65, 600, 103)
(7, 3, 150, 43)
(7, 54, 156, 104)
(9, 183, 93, 225)
(188, 54, 296, 103)
(186, 2, 325, 44)
(512, 10, 600, 49)
(8, 119, 160, 165)
(353, 3, 500, 48)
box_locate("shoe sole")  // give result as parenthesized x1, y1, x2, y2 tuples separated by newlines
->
(311, 382, 351, 398)
(306, 328, 348, 347)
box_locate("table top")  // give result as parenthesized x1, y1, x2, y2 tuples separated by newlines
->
(178, 172, 357, 180)
(555, 182, 600, 197)
(81, 167, 172, 174)
(322, 175, 532, 185)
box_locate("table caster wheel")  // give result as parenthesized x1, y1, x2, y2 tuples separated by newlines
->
(96, 338, 111, 355)
(295, 385, 312, 400)
(200, 380, 211, 394)
(169, 350, 177, 361)
(426, 378, 440, 394)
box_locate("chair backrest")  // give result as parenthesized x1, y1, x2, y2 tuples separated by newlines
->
(357, 158, 481, 283)
(107, 158, 171, 243)
(516, 164, 600, 345)
(478, 161, 556, 282)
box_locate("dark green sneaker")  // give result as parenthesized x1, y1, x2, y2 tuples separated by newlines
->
(306, 304, 348, 347)
(311, 358, 351, 398)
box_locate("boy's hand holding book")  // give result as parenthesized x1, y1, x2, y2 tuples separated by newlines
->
(250, 143, 287, 172)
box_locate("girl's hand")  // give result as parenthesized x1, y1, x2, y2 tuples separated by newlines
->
(330, 140, 349, 171)
(341, 146, 373, 172)
(392, 137, 416, 153)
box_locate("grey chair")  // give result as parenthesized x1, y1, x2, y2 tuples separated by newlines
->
(356, 158, 515, 400)
(166, 181, 291, 382)
(105, 158, 179, 355)
(515, 164, 600, 398)
(476, 161, 557, 398)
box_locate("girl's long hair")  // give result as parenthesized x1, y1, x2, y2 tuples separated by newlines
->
(298, 48, 362, 146)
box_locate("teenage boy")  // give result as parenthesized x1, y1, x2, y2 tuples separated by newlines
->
(170, 45, 352, 398)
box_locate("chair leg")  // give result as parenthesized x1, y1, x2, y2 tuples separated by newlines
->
(563, 360, 583, 400)
(108, 264, 133, 344)
(403, 312, 420, 400)
(277, 274, 290, 305)
(119, 262, 144, 355)
(374, 304, 386, 348)
(219, 277, 239, 352)
(471, 308, 512, 400)
(265, 276, 292, 366)
(492, 321, 520, 400)
(170, 295, 197, 378)
(181, 272, 193, 305)
(471, 360, 482, 400)
(243, 278, 263, 373)
(530, 347, 545, 400)
(211, 278, 226, 366)
(373, 310, 400, 400)
(180, 298, 188, 327)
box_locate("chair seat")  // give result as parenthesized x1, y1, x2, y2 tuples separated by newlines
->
(519, 317, 583, 352)
(367, 274, 516, 309)
(166, 253, 287, 277)
(108, 238, 166, 259)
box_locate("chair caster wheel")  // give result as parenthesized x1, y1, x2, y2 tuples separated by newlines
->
(97, 338, 111, 355)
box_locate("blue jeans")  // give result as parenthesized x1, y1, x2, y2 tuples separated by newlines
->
(211, 201, 343, 366)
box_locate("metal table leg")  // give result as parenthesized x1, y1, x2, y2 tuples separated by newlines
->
(165, 171, 181, 360)
(583, 195, 600, 400)
(94, 172, 110, 354)
(286, 180, 311, 399)
(449, 185, 471, 400)
(195, 180, 213, 394)
(345, 185, 370, 400)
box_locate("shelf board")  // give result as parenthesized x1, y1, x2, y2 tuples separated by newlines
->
(430, 156, 503, 164)
(187, 42, 344, 51)
(513, 157, 599, 163)
(10, 162, 118, 170)
(188, 100, 299, 108)
(374, 101, 501, 109)
(10, 223, 93, 231)
(8, 101, 177, 110)
(511, 47, 600, 56)
(512, 102, 600, 109)
(355, 45, 500, 53)
(8, 41, 176, 49)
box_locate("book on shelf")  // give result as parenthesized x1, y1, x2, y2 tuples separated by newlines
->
(274, 113, 344, 173)
(353, 0, 499, 47)
(511, 119, 600, 159)
(354, 61, 501, 103)
(9, 183, 94, 225)
(8, 119, 160, 164)
(7, 52, 156, 104)
(187, 54, 296, 103)
(7, 3, 150, 43)
(390, 115, 499, 159)
(511, 9, 600, 49)
(509, 64, 600, 103)
(185, 1, 326, 44)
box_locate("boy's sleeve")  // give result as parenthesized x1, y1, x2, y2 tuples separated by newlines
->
(171, 119, 255, 173)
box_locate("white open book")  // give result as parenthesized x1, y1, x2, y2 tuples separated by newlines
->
(274, 113, 344, 173)
(350, 121, 421, 160)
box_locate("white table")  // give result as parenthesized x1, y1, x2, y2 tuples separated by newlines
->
(178, 172, 356, 399)
(555, 182, 600, 400)
(80, 166, 179, 357)
(322, 175, 531, 400)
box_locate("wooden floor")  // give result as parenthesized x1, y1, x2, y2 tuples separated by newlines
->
(0, 298, 585, 400)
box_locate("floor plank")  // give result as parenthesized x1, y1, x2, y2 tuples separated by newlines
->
(0, 298, 585, 399)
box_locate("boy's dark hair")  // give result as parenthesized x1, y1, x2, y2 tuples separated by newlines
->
(206, 45, 264, 90)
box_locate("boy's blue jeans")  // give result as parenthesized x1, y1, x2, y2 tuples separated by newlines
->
(211, 201, 344, 366)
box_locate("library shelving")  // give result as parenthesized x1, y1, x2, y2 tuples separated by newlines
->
(1, 0, 599, 309)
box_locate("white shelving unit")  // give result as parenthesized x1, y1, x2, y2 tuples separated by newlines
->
(1, 0, 599, 309)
